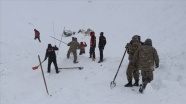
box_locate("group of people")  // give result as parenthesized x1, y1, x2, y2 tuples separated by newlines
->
(124, 35, 159, 93)
(34, 29, 107, 74)
(66, 31, 107, 63)
(34, 29, 160, 93)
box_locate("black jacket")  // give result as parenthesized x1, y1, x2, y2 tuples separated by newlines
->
(44, 45, 58, 60)
(98, 35, 106, 49)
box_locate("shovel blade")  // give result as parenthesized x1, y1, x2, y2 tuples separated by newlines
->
(32, 65, 39, 70)
(110, 81, 116, 89)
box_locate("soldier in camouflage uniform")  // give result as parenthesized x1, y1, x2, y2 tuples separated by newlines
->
(67, 37, 75, 58)
(125, 35, 142, 87)
(67, 37, 80, 63)
(133, 38, 159, 93)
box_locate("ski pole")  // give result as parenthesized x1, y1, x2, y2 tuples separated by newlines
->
(110, 48, 127, 89)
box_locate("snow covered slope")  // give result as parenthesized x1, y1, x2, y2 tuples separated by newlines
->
(0, 0, 186, 104)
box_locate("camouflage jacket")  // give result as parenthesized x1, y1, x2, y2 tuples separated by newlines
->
(126, 40, 142, 61)
(67, 40, 80, 52)
(133, 45, 159, 71)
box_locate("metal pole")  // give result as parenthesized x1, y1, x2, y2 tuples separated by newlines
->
(38, 55, 49, 95)
(52, 21, 56, 45)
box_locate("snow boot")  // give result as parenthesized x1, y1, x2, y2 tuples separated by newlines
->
(139, 83, 147, 93)
(124, 81, 132, 87)
(133, 80, 139, 86)
(56, 71, 60, 74)
(73, 61, 79, 64)
(139, 84, 143, 93)
(98, 60, 103, 63)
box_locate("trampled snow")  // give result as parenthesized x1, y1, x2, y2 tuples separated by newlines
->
(0, 0, 186, 104)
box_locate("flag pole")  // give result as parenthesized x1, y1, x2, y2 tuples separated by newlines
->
(38, 55, 49, 95)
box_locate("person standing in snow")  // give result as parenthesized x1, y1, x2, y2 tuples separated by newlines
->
(124, 35, 142, 87)
(67, 37, 80, 63)
(98, 32, 106, 63)
(67, 37, 75, 58)
(79, 42, 87, 55)
(89, 31, 96, 61)
(133, 38, 159, 93)
(44, 44, 60, 74)
(34, 29, 41, 42)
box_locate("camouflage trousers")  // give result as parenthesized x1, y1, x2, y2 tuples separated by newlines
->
(126, 63, 139, 82)
(141, 70, 153, 85)
(67, 50, 77, 62)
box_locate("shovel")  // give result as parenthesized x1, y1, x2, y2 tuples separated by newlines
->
(110, 49, 127, 89)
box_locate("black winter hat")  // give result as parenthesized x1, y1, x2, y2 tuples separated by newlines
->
(100, 32, 104, 36)
(48, 44, 52, 48)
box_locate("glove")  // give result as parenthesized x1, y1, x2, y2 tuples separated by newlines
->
(155, 64, 159, 68)
(125, 43, 129, 48)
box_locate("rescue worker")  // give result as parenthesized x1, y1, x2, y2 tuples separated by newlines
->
(67, 37, 80, 63)
(89, 31, 96, 61)
(125, 35, 142, 87)
(98, 32, 106, 63)
(79, 42, 87, 55)
(44, 44, 59, 74)
(34, 29, 41, 42)
(133, 38, 159, 93)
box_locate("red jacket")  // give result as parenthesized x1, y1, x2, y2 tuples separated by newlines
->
(34, 29, 40, 38)
(90, 32, 96, 47)
(80, 42, 87, 51)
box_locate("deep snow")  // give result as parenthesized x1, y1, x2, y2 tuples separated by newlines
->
(0, 0, 186, 104)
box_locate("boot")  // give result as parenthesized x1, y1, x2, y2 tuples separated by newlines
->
(56, 71, 60, 74)
(139, 84, 143, 93)
(133, 80, 139, 86)
(73, 61, 79, 64)
(92, 58, 95, 61)
(124, 81, 132, 87)
(98, 59, 103, 63)
(139, 83, 147, 93)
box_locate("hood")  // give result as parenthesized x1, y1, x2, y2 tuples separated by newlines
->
(90, 31, 95, 36)
(48, 44, 52, 48)
(144, 38, 152, 46)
